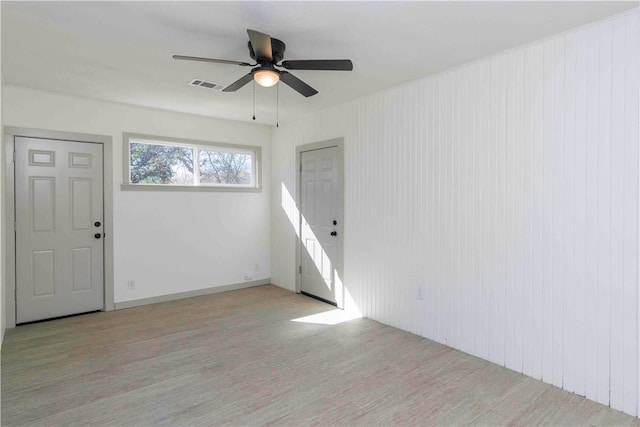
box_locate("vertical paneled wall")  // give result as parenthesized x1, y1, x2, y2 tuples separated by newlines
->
(0, 1, 4, 345)
(271, 10, 639, 416)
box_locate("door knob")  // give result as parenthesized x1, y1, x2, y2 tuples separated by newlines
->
(94, 233, 102, 239)
(94, 221, 101, 227)
(330, 231, 337, 236)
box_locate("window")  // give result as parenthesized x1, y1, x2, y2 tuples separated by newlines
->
(122, 133, 261, 192)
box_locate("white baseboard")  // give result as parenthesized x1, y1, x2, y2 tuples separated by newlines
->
(113, 278, 271, 310)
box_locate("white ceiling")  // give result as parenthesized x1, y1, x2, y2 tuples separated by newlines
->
(2, 1, 636, 125)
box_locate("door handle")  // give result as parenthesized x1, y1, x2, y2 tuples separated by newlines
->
(94, 221, 101, 227)
(94, 233, 102, 239)
(330, 231, 337, 236)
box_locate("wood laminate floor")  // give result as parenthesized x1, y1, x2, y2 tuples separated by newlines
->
(2, 285, 638, 426)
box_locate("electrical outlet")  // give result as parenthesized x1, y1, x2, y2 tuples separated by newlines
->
(127, 280, 135, 290)
(416, 286, 424, 300)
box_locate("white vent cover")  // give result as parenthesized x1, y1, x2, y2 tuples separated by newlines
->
(188, 79, 225, 91)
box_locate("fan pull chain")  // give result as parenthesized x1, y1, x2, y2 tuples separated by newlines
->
(252, 80, 256, 121)
(276, 83, 279, 128)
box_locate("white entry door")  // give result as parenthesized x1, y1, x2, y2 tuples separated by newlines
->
(300, 146, 343, 305)
(15, 137, 104, 323)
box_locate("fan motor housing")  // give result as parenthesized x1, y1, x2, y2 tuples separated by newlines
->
(248, 38, 286, 63)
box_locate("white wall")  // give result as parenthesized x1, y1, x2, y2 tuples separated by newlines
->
(3, 86, 271, 304)
(272, 10, 639, 416)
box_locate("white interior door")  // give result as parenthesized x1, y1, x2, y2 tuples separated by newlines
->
(300, 146, 343, 305)
(15, 137, 104, 323)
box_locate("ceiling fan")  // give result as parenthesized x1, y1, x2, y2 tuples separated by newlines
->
(173, 29, 353, 97)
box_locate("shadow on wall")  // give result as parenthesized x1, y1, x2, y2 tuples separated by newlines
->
(281, 182, 362, 317)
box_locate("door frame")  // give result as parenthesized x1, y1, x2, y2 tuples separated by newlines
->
(295, 138, 344, 308)
(3, 127, 115, 328)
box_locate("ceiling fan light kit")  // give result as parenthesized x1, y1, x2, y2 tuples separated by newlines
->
(174, 29, 353, 98)
(253, 68, 280, 88)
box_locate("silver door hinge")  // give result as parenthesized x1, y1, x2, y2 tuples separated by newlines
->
(300, 163, 302, 172)
(299, 265, 302, 274)
(12, 151, 16, 163)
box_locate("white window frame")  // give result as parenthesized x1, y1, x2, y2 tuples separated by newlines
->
(121, 132, 261, 192)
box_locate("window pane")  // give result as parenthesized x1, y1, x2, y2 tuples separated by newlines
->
(130, 142, 194, 185)
(199, 150, 253, 185)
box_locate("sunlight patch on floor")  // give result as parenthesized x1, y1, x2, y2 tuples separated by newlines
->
(291, 309, 362, 326)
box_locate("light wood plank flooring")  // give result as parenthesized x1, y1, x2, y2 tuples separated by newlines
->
(2, 285, 638, 426)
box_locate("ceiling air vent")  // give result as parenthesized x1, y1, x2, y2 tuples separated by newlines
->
(188, 79, 225, 91)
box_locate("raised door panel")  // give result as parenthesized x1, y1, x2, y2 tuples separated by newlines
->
(31, 250, 55, 297)
(31, 177, 55, 232)
(70, 178, 92, 230)
(71, 248, 92, 291)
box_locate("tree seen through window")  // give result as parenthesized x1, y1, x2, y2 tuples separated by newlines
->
(129, 141, 254, 186)
(199, 150, 252, 185)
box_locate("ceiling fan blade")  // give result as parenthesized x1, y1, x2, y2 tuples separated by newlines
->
(281, 59, 353, 71)
(279, 71, 318, 97)
(247, 29, 273, 61)
(223, 73, 254, 92)
(173, 55, 252, 66)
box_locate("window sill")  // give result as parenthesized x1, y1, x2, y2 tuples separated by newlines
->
(120, 184, 262, 193)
